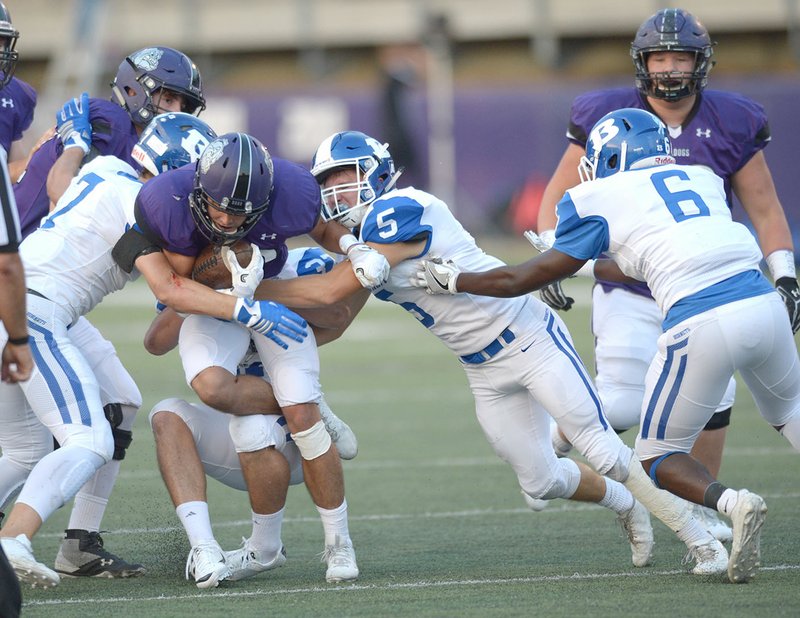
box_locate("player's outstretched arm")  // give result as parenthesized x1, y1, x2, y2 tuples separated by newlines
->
(426, 249, 586, 298)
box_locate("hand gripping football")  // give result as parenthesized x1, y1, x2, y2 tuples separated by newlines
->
(191, 240, 254, 289)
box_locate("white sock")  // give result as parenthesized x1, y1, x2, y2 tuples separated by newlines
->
(248, 508, 284, 557)
(598, 478, 635, 515)
(176, 501, 216, 547)
(716, 488, 739, 517)
(67, 492, 108, 532)
(676, 516, 714, 547)
(317, 499, 350, 546)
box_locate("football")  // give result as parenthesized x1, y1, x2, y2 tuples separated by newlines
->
(191, 240, 254, 289)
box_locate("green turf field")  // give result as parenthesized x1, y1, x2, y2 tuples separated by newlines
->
(16, 238, 800, 617)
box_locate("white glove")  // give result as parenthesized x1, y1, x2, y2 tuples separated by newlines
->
(415, 257, 461, 294)
(222, 243, 264, 299)
(523, 229, 554, 254)
(232, 297, 308, 349)
(340, 234, 389, 290)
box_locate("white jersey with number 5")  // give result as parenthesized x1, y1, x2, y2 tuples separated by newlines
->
(553, 164, 764, 317)
(359, 187, 527, 357)
(20, 156, 142, 323)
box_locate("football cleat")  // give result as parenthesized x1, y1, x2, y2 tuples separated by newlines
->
(55, 529, 145, 578)
(683, 537, 728, 576)
(1, 534, 60, 588)
(728, 489, 767, 583)
(225, 538, 287, 581)
(322, 535, 359, 583)
(618, 500, 654, 567)
(185, 541, 230, 589)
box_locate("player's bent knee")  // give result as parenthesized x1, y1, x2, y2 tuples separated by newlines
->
(104, 403, 135, 461)
(292, 420, 331, 460)
(603, 446, 634, 483)
(522, 457, 582, 500)
(229, 414, 287, 453)
(703, 407, 731, 431)
(190, 368, 235, 411)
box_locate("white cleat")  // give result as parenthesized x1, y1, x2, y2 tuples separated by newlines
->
(185, 541, 231, 589)
(225, 538, 287, 581)
(319, 397, 358, 460)
(691, 503, 733, 544)
(322, 535, 359, 583)
(521, 490, 549, 512)
(618, 500, 654, 567)
(728, 489, 767, 583)
(683, 537, 728, 575)
(0, 534, 60, 588)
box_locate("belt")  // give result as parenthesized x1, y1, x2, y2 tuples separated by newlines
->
(460, 327, 515, 364)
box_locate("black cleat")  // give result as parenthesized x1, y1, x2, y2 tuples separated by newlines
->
(54, 529, 145, 578)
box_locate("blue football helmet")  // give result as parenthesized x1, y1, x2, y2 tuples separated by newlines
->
(631, 8, 715, 101)
(0, 2, 19, 90)
(311, 131, 400, 229)
(131, 112, 217, 176)
(579, 108, 675, 181)
(111, 46, 206, 126)
(190, 132, 274, 245)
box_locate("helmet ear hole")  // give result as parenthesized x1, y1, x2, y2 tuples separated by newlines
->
(607, 154, 618, 171)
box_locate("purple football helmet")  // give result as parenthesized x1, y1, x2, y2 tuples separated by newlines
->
(0, 1, 19, 90)
(631, 8, 715, 101)
(131, 112, 216, 176)
(190, 133, 274, 245)
(111, 46, 206, 126)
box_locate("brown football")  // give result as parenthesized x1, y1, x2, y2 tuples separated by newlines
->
(191, 240, 254, 289)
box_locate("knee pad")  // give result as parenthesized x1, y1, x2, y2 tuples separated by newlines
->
(291, 420, 331, 460)
(104, 403, 135, 461)
(522, 457, 582, 500)
(703, 407, 731, 431)
(604, 446, 634, 483)
(229, 414, 286, 453)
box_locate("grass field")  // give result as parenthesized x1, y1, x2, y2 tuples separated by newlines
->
(15, 237, 800, 617)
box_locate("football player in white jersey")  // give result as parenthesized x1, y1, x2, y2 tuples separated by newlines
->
(146, 247, 363, 588)
(251, 130, 739, 577)
(0, 114, 308, 587)
(418, 108, 800, 584)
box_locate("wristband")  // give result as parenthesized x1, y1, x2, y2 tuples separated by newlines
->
(339, 233, 360, 254)
(766, 249, 796, 281)
(7, 335, 30, 346)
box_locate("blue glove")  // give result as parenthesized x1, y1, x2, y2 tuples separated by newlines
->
(56, 92, 92, 154)
(233, 297, 308, 349)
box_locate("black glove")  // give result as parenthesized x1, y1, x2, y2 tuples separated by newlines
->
(539, 280, 574, 312)
(775, 276, 800, 333)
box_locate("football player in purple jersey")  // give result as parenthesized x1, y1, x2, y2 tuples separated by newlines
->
(132, 132, 388, 583)
(3, 47, 206, 579)
(533, 8, 798, 540)
(0, 1, 45, 185)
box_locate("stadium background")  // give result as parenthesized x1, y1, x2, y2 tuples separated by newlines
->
(10, 0, 800, 240)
